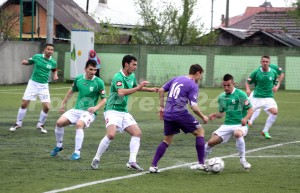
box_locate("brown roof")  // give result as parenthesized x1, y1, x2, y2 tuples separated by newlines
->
(36, 0, 100, 32)
(247, 11, 300, 39)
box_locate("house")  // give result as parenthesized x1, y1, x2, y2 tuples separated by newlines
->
(0, 0, 100, 40)
(213, 2, 300, 47)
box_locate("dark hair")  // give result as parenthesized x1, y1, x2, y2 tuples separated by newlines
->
(85, 59, 97, 68)
(189, 64, 204, 75)
(261, 55, 270, 59)
(44, 43, 54, 49)
(223, 74, 234, 81)
(122, 55, 137, 68)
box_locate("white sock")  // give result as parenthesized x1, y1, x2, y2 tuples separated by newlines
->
(249, 109, 261, 124)
(263, 114, 277, 132)
(37, 110, 48, 126)
(204, 143, 212, 159)
(16, 108, 27, 126)
(236, 137, 246, 162)
(129, 136, 140, 163)
(55, 126, 64, 148)
(94, 135, 111, 161)
(75, 129, 84, 155)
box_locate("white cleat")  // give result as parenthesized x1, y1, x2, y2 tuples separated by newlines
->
(190, 163, 208, 171)
(91, 159, 100, 170)
(126, 162, 144, 171)
(240, 161, 251, 170)
(9, 124, 21, 132)
(37, 125, 47, 134)
(149, 166, 161, 173)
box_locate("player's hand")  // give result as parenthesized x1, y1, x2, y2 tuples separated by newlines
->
(88, 107, 96, 114)
(272, 86, 279, 92)
(21, 60, 28, 65)
(241, 118, 247, 126)
(202, 115, 209, 124)
(59, 106, 65, 113)
(159, 107, 164, 120)
(209, 113, 217, 121)
(138, 81, 150, 90)
(53, 75, 58, 81)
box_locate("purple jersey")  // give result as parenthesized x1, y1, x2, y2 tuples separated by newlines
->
(163, 76, 199, 120)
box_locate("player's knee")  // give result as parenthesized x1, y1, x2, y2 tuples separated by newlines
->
(75, 121, 85, 128)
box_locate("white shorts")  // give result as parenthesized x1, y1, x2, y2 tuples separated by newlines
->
(23, 79, 50, 102)
(62, 109, 95, 128)
(213, 125, 248, 143)
(104, 110, 137, 133)
(250, 97, 278, 112)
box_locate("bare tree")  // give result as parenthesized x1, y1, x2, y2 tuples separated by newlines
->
(0, 8, 19, 40)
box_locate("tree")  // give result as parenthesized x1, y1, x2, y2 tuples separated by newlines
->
(133, 0, 204, 45)
(0, 8, 19, 40)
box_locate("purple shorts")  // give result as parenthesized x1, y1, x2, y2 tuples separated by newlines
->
(163, 113, 200, 135)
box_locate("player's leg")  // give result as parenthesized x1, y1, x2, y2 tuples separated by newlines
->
(36, 85, 51, 133)
(190, 126, 207, 170)
(234, 126, 251, 169)
(50, 115, 71, 157)
(71, 111, 95, 160)
(261, 99, 278, 139)
(205, 125, 228, 158)
(248, 108, 261, 126)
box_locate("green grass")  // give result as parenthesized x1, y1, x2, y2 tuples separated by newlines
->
(0, 83, 300, 193)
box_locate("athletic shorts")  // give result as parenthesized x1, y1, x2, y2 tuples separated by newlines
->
(213, 125, 248, 143)
(104, 110, 137, 133)
(163, 113, 201, 135)
(62, 109, 95, 128)
(23, 79, 50, 102)
(250, 97, 278, 112)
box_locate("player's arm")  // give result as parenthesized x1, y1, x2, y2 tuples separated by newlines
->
(59, 89, 75, 113)
(273, 72, 284, 92)
(190, 104, 208, 124)
(209, 112, 225, 121)
(117, 81, 150, 96)
(242, 107, 254, 126)
(88, 87, 107, 114)
(51, 69, 58, 81)
(158, 87, 165, 120)
(245, 82, 251, 96)
(140, 87, 159, 92)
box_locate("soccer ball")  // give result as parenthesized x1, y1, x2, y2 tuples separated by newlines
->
(205, 157, 225, 173)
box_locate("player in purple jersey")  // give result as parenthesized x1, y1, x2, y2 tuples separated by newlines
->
(149, 64, 209, 173)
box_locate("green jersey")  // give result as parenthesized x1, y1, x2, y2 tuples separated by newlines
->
(248, 67, 278, 98)
(269, 64, 284, 75)
(28, 54, 57, 83)
(72, 75, 106, 115)
(218, 88, 252, 125)
(104, 70, 137, 112)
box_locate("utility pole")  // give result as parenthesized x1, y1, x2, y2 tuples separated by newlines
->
(225, 0, 229, 27)
(46, 0, 54, 44)
(20, 0, 23, 41)
(211, 0, 214, 31)
(86, 0, 90, 13)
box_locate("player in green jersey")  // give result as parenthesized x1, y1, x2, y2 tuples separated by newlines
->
(9, 44, 58, 133)
(245, 56, 279, 139)
(248, 63, 284, 127)
(205, 74, 253, 170)
(91, 55, 158, 171)
(50, 60, 106, 160)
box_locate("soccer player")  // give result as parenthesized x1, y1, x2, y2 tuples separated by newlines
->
(149, 64, 209, 173)
(91, 55, 158, 171)
(9, 44, 58, 133)
(247, 63, 284, 127)
(50, 60, 106, 160)
(245, 56, 279, 139)
(205, 74, 253, 170)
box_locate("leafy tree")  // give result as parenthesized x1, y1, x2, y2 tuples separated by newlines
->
(0, 8, 19, 40)
(95, 19, 122, 44)
(133, 0, 209, 45)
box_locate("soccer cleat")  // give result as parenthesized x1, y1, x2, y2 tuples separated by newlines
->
(261, 131, 272, 139)
(149, 166, 161, 173)
(70, 152, 81, 160)
(37, 125, 47, 134)
(126, 162, 144, 171)
(240, 160, 251, 170)
(91, 159, 100, 170)
(190, 163, 208, 171)
(50, 146, 63, 157)
(9, 124, 21, 132)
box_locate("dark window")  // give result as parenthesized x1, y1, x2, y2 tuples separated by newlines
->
(23, 2, 36, 17)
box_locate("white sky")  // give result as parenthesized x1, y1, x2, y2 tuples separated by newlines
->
(1, 0, 297, 33)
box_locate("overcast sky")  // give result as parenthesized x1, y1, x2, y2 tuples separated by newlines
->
(1, 0, 297, 33)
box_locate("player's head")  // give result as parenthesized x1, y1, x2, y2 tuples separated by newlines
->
(260, 55, 270, 70)
(122, 55, 138, 75)
(189, 64, 204, 83)
(222, 74, 235, 93)
(43, 43, 54, 58)
(85, 59, 97, 79)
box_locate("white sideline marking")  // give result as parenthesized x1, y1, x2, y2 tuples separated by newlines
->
(44, 141, 300, 193)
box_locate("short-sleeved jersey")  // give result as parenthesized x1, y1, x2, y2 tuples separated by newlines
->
(104, 70, 137, 112)
(269, 64, 284, 75)
(72, 74, 106, 115)
(162, 76, 199, 120)
(247, 67, 278, 98)
(28, 54, 57, 83)
(218, 88, 252, 125)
